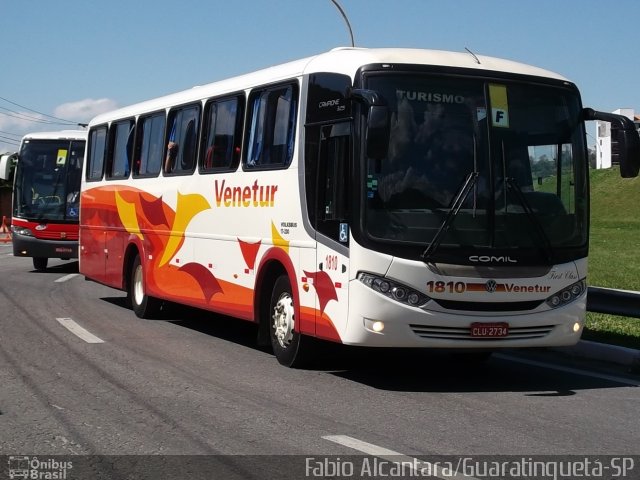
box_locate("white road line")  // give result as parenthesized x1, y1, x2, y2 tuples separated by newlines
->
(495, 353, 639, 387)
(322, 435, 477, 480)
(56, 317, 104, 344)
(55, 273, 79, 283)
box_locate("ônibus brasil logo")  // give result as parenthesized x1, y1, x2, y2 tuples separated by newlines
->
(8, 456, 73, 479)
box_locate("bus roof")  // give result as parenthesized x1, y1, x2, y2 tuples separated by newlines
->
(88, 47, 571, 126)
(21, 130, 88, 142)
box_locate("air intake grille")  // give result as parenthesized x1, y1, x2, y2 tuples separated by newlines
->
(432, 299, 544, 312)
(35, 231, 78, 241)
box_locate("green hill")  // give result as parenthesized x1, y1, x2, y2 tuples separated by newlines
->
(585, 166, 640, 350)
(588, 166, 640, 290)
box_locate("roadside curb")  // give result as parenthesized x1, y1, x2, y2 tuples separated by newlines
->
(553, 340, 640, 370)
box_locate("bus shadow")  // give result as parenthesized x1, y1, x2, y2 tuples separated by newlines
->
(97, 297, 264, 351)
(322, 347, 636, 393)
(100, 296, 130, 309)
(95, 297, 637, 394)
(164, 303, 264, 351)
(29, 260, 79, 274)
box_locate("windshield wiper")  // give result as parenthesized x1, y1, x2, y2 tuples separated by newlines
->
(505, 178, 554, 264)
(421, 171, 478, 262)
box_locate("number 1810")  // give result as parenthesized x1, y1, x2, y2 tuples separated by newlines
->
(426, 281, 466, 293)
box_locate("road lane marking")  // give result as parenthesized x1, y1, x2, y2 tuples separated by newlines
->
(496, 353, 639, 387)
(56, 317, 104, 344)
(322, 435, 477, 480)
(55, 273, 79, 283)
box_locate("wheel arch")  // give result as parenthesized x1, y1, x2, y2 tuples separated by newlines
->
(122, 236, 144, 292)
(254, 247, 299, 346)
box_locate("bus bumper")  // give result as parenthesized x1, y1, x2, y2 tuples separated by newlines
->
(12, 233, 78, 259)
(341, 281, 585, 349)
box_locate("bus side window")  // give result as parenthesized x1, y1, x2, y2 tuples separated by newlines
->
(106, 119, 134, 179)
(164, 104, 200, 176)
(201, 95, 244, 173)
(134, 112, 165, 178)
(244, 83, 297, 170)
(87, 126, 107, 181)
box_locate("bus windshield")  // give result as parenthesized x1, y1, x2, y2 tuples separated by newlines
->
(13, 139, 85, 222)
(363, 74, 588, 263)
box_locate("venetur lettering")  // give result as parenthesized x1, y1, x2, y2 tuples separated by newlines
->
(214, 179, 278, 207)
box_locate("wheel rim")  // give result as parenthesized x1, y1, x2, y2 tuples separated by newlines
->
(272, 292, 295, 348)
(133, 264, 145, 306)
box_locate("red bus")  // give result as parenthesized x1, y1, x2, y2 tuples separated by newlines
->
(6, 130, 86, 270)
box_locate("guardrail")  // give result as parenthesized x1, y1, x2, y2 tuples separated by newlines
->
(587, 286, 640, 319)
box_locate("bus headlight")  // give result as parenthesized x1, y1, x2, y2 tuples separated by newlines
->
(11, 226, 33, 237)
(545, 279, 586, 309)
(357, 272, 430, 307)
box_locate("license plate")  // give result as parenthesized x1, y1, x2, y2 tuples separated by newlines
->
(470, 322, 509, 338)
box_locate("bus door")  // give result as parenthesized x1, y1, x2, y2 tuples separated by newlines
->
(312, 122, 351, 341)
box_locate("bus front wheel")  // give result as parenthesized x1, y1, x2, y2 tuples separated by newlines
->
(128, 255, 162, 319)
(269, 275, 307, 367)
(33, 257, 48, 271)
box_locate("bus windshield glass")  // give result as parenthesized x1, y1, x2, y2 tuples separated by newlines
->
(13, 139, 85, 222)
(364, 74, 588, 261)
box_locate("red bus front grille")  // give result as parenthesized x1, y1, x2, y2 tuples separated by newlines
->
(35, 231, 79, 241)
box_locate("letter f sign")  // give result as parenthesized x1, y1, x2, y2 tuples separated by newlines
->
(489, 84, 510, 128)
(492, 109, 509, 128)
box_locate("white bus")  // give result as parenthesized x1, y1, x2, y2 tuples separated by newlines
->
(79, 47, 639, 366)
(2, 130, 86, 270)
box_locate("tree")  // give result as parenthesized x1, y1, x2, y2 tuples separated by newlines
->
(588, 147, 597, 169)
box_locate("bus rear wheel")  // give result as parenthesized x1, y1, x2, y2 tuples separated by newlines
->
(33, 257, 48, 271)
(269, 275, 307, 367)
(128, 254, 162, 319)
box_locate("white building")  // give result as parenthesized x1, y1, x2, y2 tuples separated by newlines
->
(595, 108, 640, 169)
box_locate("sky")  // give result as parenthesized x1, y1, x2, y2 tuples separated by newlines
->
(1, 0, 639, 153)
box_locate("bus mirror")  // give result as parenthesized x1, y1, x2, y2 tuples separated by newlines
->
(366, 105, 390, 160)
(612, 127, 640, 178)
(583, 108, 640, 178)
(348, 88, 390, 160)
(0, 153, 17, 182)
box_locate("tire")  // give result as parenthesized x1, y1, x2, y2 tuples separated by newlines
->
(128, 254, 162, 319)
(269, 275, 307, 367)
(33, 257, 48, 271)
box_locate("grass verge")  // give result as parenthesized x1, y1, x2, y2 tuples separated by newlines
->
(583, 167, 640, 350)
(583, 312, 640, 350)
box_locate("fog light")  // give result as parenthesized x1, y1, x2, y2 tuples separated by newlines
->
(372, 321, 385, 332)
(573, 322, 581, 333)
(364, 318, 385, 334)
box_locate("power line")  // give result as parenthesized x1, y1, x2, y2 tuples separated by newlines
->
(0, 136, 20, 146)
(0, 95, 78, 125)
(0, 129, 22, 138)
(0, 108, 75, 126)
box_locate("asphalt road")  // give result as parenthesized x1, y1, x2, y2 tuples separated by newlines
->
(1, 243, 639, 476)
